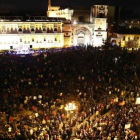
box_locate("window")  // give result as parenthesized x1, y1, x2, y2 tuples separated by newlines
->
(123, 36, 125, 41)
(54, 28, 57, 32)
(31, 28, 34, 32)
(43, 28, 46, 31)
(19, 28, 22, 32)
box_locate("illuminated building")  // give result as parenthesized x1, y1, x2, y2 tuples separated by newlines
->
(0, 19, 64, 50)
(111, 33, 140, 47)
(47, 4, 108, 47)
(0, 1, 110, 51)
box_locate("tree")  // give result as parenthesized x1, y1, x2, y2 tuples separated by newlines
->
(125, 38, 140, 48)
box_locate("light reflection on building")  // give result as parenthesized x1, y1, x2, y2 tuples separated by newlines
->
(0, 1, 109, 51)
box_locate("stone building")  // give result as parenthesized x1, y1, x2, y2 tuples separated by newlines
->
(0, 1, 109, 51)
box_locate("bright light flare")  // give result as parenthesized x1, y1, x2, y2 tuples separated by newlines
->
(65, 103, 76, 111)
(73, 21, 77, 25)
(136, 97, 140, 105)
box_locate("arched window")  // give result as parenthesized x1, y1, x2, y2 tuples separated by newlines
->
(43, 28, 46, 31)
(19, 28, 22, 32)
(54, 28, 57, 32)
(31, 28, 34, 32)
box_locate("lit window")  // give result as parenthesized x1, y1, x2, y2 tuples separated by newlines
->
(123, 36, 125, 41)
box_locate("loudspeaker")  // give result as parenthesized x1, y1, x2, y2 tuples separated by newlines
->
(10, 46, 13, 49)
(30, 45, 32, 49)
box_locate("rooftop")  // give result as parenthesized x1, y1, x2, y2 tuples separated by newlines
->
(0, 16, 65, 22)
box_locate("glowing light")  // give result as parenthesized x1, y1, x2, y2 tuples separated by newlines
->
(33, 96, 37, 100)
(38, 95, 42, 98)
(136, 97, 140, 105)
(30, 129, 33, 135)
(42, 119, 46, 124)
(35, 113, 39, 117)
(73, 21, 77, 25)
(65, 102, 76, 111)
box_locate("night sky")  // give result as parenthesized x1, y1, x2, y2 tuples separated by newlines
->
(0, 0, 140, 13)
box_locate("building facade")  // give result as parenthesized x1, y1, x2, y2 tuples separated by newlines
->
(111, 33, 140, 47)
(0, 19, 64, 50)
(0, 1, 109, 51)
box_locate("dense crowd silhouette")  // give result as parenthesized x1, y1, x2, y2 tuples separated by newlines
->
(0, 47, 140, 139)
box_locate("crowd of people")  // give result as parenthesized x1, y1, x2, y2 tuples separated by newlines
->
(0, 46, 140, 139)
